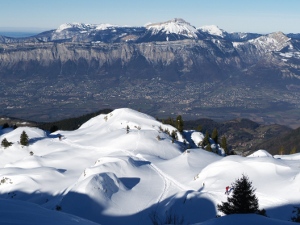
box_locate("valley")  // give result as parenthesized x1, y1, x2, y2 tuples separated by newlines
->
(1, 75, 300, 128)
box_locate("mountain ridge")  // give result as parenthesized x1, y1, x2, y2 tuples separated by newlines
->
(2, 18, 298, 43)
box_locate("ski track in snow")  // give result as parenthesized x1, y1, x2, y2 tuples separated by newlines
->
(62, 130, 192, 208)
(58, 132, 171, 214)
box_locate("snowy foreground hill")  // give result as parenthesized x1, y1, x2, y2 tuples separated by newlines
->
(0, 108, 299, 225)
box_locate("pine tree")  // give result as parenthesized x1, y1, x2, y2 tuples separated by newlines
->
(202, 131, 210, 147)
(1, 138, 12, 148)
(278, 146, 285, 155)
(290, 147, 297, 154)
(196, 125, 202, 132)
(20, 131, 29, 146)
(291, 206, 300, 222)
(176, 115, 184, 133)
(206, 143, 212, 152)
(217, 174, 259, 215)
(171, 130, 178, 141)
(221, 136, 229, 155)
(211, 128, 218, 144)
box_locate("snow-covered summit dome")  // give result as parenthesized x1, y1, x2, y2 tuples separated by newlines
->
(55, 23, 118, 33)
(146, 18, 199, 38)
(198, 25, 226, 38)
(56, 23, 93, 32)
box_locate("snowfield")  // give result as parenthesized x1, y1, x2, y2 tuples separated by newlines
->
(0, 108, 299, 225)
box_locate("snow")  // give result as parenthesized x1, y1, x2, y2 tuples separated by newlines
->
(249, 32, 291, 52)
(0, 199, 100, 225)
(0, 108, 299, 225)
(247, 149, 273, 158)
(95, 24, 117, 30)
(55, 22, 118, 33)
(198, 25, 226, 37)
(56, 23, 92, 32)
(146, 18, 199, 38)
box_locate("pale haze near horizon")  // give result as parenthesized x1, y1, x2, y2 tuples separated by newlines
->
(0, 0, 299, 34)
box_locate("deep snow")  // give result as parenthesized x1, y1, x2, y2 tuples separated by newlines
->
(0, 108, 299, 225)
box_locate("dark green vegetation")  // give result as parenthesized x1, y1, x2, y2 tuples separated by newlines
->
(20, 131, 29, 146)
(217, 174, 263, 215)
(1, 138, 12, 148)
(184, 118, 293, 155)
(255, 127, 300, 156)
(292, 206, 300, 223)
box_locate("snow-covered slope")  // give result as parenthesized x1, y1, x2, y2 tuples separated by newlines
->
(0, 108, 299, 225)
(198, 25, 262, 42)
(249, 31, 291, 52)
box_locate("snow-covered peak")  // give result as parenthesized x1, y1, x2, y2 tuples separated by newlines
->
(55, 23, 118, 33)
(56, 23, 92, 32)
(95, 23, 117, 30)
(268, 31, 291, 44)
(198, 25, 226, 37)
(249, 31, 291, 52)
(146, 18, 199, 38)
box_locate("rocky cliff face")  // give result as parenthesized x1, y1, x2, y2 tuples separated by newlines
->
(0, 36, 297, 81)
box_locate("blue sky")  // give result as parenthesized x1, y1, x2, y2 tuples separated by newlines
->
(1, 0, 300, 33)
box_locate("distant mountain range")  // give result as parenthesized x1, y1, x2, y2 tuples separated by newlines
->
(1, 18, 299, 43)
(1, 18, 300, 127)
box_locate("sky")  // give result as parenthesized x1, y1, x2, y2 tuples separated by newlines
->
(1, 0, 300, 34)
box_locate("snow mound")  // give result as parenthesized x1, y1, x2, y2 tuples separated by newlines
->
(60, 172, 128, 222)
(1, 126, 47, 143)
(59, 108, 182, 159)
(198, 25, 226, 37)
(146, 18, 199, 38)
(248, 150, 273, 158)
(191, 131, 204, 146)
(76, 172, 126, 200)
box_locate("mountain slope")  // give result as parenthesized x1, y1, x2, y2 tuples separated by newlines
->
(254, 126, 300, 155)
